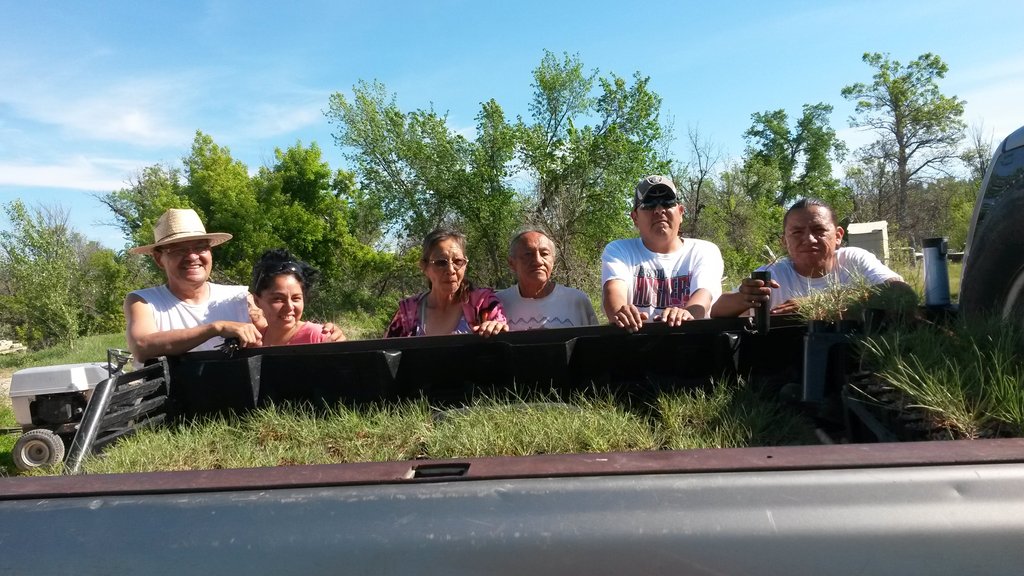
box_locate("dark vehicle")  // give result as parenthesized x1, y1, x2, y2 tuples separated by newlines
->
(960, 123, 1024, 321)
(2, 125, 1024, 575)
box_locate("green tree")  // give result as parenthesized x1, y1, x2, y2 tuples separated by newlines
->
(844, 154, 897, 224)
(518, 51, 671, 289)
(961, 122, 994, 184)
(675, 125, 721, 238)
(462, 99, 525, 287)
(98, 164, 188, 249)
(699, 163, 786, 283)
(743, 103, 847, 207)
(78, 247, 155, 335)
(326, 80, 471, 243)
(0, 202, 82, 348)
(326, 82, 529, 291)
(252, 141, 351, 278)
(841, 52, 966, 237)
(103, 133, 364, 292)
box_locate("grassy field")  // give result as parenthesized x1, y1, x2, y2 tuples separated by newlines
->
(0, 333, 127, 371)
(890, 260, 963, 302)
(78, 382, 814, 475)
(0, 388, 813, 476)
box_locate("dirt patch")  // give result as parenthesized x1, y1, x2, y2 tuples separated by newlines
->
(1, 369, 13, 406)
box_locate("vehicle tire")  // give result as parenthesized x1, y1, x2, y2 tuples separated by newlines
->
(13, 429, 66, 471)
(959, 193, 1024, 325)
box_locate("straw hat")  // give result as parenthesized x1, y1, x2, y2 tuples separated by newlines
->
(129, 208, 233, 255)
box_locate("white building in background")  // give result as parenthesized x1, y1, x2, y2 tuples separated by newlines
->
(846, 220, 890, 264)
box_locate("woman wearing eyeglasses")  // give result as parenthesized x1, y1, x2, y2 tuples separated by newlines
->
(385, 229, 508, 338)
(250, 249, 345, 346)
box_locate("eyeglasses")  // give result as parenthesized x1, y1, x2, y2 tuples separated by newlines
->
(253, 261, 303, 293)
(159, 243, 212, 258)
(427, 257, 468, 270)
(638, 198, 679, 211)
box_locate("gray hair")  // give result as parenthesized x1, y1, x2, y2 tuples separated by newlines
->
(508, 228, 556, 259)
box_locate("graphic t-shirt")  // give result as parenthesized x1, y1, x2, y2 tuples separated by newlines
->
(601, 237, 724, 319)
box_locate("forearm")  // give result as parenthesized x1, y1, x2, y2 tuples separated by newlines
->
(710, 291, 751, 318)
(128, 323, 222, 363)
(602, 280, 630, 322)
(684, 289, 713, 319)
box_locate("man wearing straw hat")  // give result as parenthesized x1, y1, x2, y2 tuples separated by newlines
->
(124, 208, 342, 362)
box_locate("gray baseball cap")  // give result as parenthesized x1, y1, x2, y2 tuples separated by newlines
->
(633, 175, 679, 209)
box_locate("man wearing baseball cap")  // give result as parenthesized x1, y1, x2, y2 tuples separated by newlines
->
(600, 175, 724, 332)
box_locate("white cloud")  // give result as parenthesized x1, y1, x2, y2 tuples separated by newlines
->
(448, 122, 477, 140)
(0, 60, 201, 147)
(234, 99, 325, 140)
(0, 156, 144, 191)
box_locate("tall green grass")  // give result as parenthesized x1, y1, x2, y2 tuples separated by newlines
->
(861, 315, 1024, 438)
(0, 406, 17, 475)
(429, 395, 657, 458)
(71, 381, 817, 475)
(0, 333, 126, 370)
(657, 381, 816, 449)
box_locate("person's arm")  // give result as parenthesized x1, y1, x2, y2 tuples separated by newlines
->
(319, 322, 347, 342)
(124, 293, 262, 363)
(470, 288, 509, 337)
(711, 278, 781, 318)
(683, 288, 713, 320)
(603, 279, 646, 332)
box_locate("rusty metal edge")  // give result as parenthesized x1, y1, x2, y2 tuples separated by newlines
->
(3, 438, 1024, 500)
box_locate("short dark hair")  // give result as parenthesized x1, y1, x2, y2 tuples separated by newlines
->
(250, 248, 320, 298)
(783, 198, 837, 229)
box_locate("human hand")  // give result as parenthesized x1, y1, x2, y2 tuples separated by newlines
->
(739, 277, 779, 309)
(653, 306, 694, 326)
(321, 322, 347, 342)
(216, 321, 263, 347)
(611, 304, 648, 333)
(770, 299, 800, 315)
(248, 306, 268, 333)
(473, 320, 509, 337)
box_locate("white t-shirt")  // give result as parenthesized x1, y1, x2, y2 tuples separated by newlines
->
(129, 283, 250, 352)
(496, 284, 599, 331)
(755, 247, 903, 309)
(601, 237, 724, 319)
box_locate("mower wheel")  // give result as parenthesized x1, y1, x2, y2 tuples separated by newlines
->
(13, 429, 66, 471)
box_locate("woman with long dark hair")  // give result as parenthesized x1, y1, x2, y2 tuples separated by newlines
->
(385, 229, 507, 337)
(250, 248, 345, 346)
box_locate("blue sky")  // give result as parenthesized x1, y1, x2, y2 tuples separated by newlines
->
(2, 0, 1023, 249)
